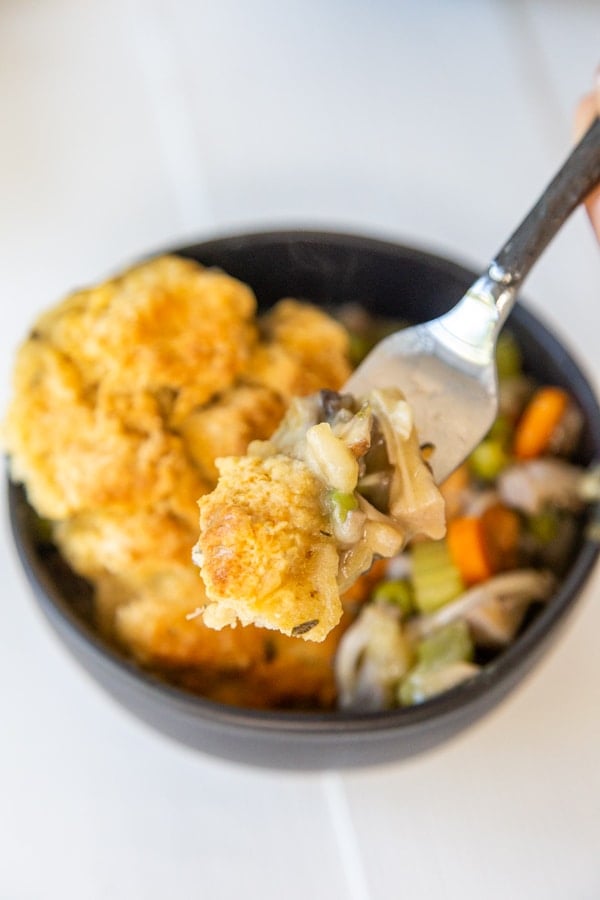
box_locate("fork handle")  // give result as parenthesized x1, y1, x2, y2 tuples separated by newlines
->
(490, 116, 600, 289)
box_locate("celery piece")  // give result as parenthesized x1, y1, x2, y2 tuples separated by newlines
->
(372, 579, 415, 616)
(416, 620, 474, 668)
(398, 660, 480, 705)
(328, 489, 359, 523)
(527, 509, 560, 544)
(399, 621, 476, 705)
(468, 438, 509, 482)
(414, 569, 464, 613)
(348, 332, 372, 366)
(495, 331, 522, 380)
(411, 540, 465, 613)
(488, 414, 512, 446)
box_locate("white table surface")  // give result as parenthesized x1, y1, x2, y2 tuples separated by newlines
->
(1, 2, 599, 898)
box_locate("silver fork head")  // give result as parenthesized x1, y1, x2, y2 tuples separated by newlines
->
(343, 117, 600, 485)
(344, 275, 512, 484)
(344, 327, 497, 484)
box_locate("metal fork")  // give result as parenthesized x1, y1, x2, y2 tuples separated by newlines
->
(345, 116, 600, 484)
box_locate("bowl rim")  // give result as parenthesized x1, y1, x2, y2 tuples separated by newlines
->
(9, 228, 600, 736)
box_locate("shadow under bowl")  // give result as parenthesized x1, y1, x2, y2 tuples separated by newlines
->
(8, 230, 600, 769)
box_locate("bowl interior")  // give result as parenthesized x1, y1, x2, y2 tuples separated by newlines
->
(9, 231, 600, 766)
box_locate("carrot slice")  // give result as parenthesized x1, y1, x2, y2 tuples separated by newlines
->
(481, 503, 520, 571)
(447, 516, 493, 585)
(513, 386, 569, 460)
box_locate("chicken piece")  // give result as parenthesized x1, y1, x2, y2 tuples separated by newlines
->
(196, 455, 342, 642)
(247, 299, 351, 399)
(498, 459, 586, 515)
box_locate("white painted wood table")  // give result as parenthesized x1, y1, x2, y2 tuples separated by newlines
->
(1, 2, 599, 898)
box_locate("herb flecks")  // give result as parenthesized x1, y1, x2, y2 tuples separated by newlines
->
(291, 619, 319, 636)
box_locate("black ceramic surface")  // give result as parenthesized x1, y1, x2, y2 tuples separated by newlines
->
(9, 231, 600, 769)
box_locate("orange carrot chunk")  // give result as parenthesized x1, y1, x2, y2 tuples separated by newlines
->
(481, 503, 521, 571)
(513, 386, 569, 460)
(447, 516, 493, 585)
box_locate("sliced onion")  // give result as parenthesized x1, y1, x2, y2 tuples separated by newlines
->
(399, 661, 480, 705)
(335, 604, 411, 710)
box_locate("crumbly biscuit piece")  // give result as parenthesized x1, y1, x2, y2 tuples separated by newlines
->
(7, 349, 208, 519)
(32, 256, 258, 423)
(197, 455, 341, 642)
(180, 384, 286, 484)
(55, 506, 199, 583)
(247, 299, 351, 398)
(113, 566, 345, 709)
(5, 256, 355, 708)
(5, 256, 256, 518)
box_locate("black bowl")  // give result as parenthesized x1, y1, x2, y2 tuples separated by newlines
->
(9, 230, 600, 769)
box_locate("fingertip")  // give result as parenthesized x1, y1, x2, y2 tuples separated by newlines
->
(573, 92, 598, 142)
(573, 68, 600, 141)
(585, 187, 600, 245)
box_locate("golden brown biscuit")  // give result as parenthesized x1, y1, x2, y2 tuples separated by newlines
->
(5, 255, 355, 709)
(197, 454, 342, 642)
(32, 256, 258, 423)
(180, 384, 286, 484)
(115, 572, 346, 709)
(5, 257, 256, 518)
(247, 299, 351, 398)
